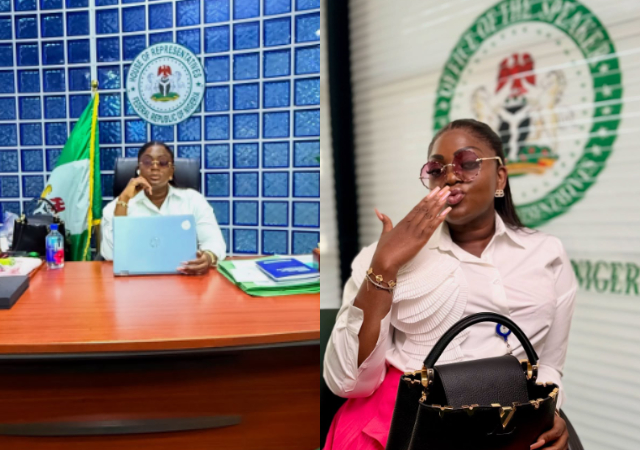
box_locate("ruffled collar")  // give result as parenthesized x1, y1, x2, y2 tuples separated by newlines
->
(427, 212, 526, 253)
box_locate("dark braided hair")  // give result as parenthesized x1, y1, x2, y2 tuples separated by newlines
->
(428, 118, 526, 229)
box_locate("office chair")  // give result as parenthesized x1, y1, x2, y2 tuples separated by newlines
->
(112, 157, 201, 198)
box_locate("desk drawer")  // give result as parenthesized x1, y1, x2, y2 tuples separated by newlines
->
(0, 345, 319, 450)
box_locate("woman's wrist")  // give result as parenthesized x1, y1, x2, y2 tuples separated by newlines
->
(114, 195, 130, 216)
(118, 194, 131, 204)
(203, 250, 218, 267)
(370, 255, 400, 279)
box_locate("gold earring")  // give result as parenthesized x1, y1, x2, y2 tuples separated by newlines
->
(495, 189, 505, 198)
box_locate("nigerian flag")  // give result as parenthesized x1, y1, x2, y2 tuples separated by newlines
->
(41, 92, 101, 261)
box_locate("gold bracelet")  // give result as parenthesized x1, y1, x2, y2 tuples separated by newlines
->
(116, 200, 128, 209)
(203, 250, 218, 268)
(365, 267, 396, 291)
(366, 274, 393, 292)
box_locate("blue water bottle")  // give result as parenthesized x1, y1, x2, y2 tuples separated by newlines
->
(46, 224, 65, 269)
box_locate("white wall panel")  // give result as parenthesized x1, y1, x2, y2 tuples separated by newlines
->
(319, 0, 341, 308)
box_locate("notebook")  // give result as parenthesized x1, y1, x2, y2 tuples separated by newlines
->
(113, 215, 198, 276)
(255, 258, 319, 282)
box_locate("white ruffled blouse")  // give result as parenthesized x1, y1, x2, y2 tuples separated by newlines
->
(323, 213, 577, 408)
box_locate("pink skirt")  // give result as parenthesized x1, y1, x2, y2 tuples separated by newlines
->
(324, 365, 403, 450)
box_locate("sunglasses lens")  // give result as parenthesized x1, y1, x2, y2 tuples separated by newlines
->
(454, 150, 481, 181)
(140, 158, 171, 168)
(424, 161, 444, 179)
(422, 150, 483, 186)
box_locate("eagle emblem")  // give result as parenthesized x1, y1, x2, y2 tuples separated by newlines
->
(149, 65, 182, 102)
(472, 53, 572, 176)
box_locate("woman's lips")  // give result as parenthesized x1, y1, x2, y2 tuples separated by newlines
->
(446, 189, 465, 206)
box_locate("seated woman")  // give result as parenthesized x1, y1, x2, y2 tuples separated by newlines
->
(323, 119, 576, 450)
(100, 141, 226, 275)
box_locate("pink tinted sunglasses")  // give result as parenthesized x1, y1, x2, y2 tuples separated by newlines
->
(419, 149, 503, 188)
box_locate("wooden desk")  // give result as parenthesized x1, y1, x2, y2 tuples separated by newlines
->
(0, 262, 320, 449)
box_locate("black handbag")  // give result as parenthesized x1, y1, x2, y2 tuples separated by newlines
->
(386, 312, 558, 450)
(11, 198, 69, 257)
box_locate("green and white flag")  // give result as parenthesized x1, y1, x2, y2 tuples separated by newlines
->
(41, 92, 101, 261)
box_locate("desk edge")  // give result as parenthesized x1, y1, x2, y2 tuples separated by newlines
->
(0, 338, 320, 361)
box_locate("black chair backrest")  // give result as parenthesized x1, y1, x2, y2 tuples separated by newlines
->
(113, 157, 201, 198)
(321, 308, 347, 448)
(559, 409, 584, 450)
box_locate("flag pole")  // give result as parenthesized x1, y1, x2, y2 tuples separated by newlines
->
(83, 81, 100, 260)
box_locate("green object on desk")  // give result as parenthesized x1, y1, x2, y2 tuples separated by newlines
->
(218, 258, 319, 297)
(0, 257, 15, 266)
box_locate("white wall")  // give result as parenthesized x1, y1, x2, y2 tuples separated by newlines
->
(348, 0, 640, 447)
(319, 0, 341, 309)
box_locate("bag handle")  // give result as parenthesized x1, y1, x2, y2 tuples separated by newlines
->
(29, 197, 59, 217)
(10, 218, 25, 251)
(423, 312, 539, 369)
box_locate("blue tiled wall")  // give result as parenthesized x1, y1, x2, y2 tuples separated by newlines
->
(0, 0, 320, 255)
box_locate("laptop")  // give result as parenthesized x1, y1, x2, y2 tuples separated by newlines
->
(113, 215, 198, 276)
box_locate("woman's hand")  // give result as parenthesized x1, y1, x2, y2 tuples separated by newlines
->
(371, 186, 452, 273)
(177, 250, 211, 275)
(119, 177, 153, 202)
(530, 413, 568, 450)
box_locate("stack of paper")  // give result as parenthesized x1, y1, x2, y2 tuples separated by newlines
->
(0, 257, 43, 277)
(218, 255, 319, 297)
